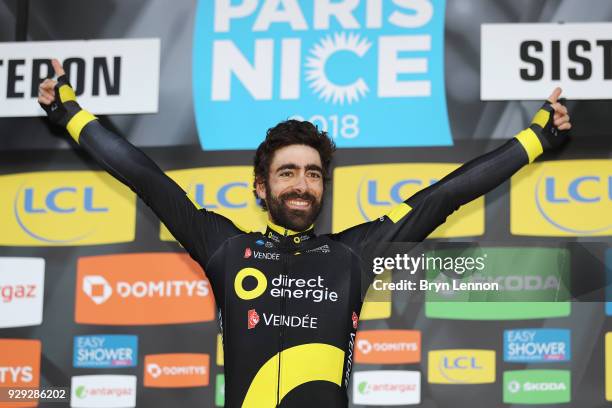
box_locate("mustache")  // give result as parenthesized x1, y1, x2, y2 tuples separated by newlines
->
(279, 191, 316, 204)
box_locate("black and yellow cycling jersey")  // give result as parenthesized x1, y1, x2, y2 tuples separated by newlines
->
(41, 75, 565, 407)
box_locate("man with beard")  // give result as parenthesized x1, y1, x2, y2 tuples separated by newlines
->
(38, 59, 570, 407)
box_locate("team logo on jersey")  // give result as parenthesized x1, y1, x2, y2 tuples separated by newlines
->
(244, 249, 281, 261)
(305, 244, 331, 254)
(248, 309, 260, 329)
(352, 312, 359, 329)
(248, 310, 319, 329)
(234, 269, 338, 302)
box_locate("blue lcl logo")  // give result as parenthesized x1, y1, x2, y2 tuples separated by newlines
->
(22, 187, 108, 213)
(544, 176, 611, 203)
(191, 182, 250, 209)
(443, 356, 482, 370)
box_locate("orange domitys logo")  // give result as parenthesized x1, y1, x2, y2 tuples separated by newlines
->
(0, 339, 41, 408)
(355, 330, 420, 364)
(0, 171, 136, 246)
(144, 354, 209, 388)
(75, 253, 214, 325)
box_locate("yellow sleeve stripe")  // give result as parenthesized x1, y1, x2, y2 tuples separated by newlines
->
(58, 84, 76, 103)
(66, 110, 96, 142)
(386, 203, 412, 223)
(515, 128, 543, 164)
(531, 108, 550, 128)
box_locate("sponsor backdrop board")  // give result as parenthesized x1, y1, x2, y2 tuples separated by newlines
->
(0, 339, 41, 408)
(428, 349, 496, 384)
(73, 335, 138, 369)
(425, 247, 572, 320)
(75, 253, 215, 325)
(0, 0, 610, 407)
(503, 370, 571, 404)
(70, 375, 137, 408)
(0, 258, 44, 328)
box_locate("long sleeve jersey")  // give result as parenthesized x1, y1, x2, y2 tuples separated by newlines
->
(46, 77, 553, 407)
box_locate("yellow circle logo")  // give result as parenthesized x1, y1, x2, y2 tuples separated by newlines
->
(234, 267, 267, 300)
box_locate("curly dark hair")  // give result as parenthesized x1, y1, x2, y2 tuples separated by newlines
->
(253, 119, 336, 210)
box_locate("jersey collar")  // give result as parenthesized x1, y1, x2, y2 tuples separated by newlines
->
(264, 220, 316, 246)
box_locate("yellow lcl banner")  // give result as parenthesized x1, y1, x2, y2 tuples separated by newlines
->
(511, 159, 611, 236)
(0, 171, 135, 246)
(332, 163, 485, 237)
(160, 167, 268, 241)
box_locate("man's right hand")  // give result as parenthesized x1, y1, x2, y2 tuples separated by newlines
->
(37, 58, 96, 142)
(37, 59, 62, 106)
(37, 58, 83, 127)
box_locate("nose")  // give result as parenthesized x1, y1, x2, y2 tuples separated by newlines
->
(292, 173, 307, 194)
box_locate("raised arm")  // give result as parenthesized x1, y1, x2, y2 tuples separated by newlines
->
(333, 88, 571, 248)
(38, 59, 242, 266)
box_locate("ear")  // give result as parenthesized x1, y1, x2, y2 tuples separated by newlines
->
(255, 178, 266, 201)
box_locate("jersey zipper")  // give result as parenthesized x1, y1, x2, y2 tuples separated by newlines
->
(277, 233, 289, 406)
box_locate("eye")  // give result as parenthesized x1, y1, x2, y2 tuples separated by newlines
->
(279, 170, 293, 177)
(307, 171, 322, 179)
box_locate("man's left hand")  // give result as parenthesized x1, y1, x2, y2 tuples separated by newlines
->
(529, 87, 572, 151)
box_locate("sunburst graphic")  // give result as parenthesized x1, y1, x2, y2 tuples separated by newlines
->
(305, 32, 372, 105)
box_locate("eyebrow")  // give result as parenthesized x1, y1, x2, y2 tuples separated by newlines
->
(275, 163, 323, 174)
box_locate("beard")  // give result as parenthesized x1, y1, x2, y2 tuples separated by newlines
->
(266, 187, 322, 232)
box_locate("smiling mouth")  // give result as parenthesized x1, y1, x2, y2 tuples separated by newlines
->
(284, 199, 311, 210)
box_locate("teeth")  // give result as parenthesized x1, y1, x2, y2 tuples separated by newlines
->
(287, 200, 309, 207)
